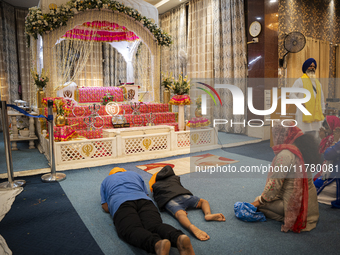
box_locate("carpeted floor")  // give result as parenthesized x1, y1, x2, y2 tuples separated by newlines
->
(217, 131, 261, 145)
(0, 175, 104, 255)
(55, 144, 340, 255)
(0, 132, 49, 174)
(1, 132, 340, 254)
(222, 140, 275, 161)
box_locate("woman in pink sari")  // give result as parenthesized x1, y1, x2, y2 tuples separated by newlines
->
(251, 122, 319, 233)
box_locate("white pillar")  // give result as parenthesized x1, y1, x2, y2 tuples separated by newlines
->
(178, 105, 185, 131)
(169, 126, 175, 151)
(126, 60, 134, 83)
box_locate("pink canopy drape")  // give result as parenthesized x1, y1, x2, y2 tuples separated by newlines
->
(63, 21, 139, 42)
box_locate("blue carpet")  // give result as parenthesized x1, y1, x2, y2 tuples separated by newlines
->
(222, 140, 275, 161)
(58, 145, 340, 255)
(0, 174, 104, 255)
(217, 131, 261, 145)
(0, 132, 49, 174)
(2, 136, 340, 254)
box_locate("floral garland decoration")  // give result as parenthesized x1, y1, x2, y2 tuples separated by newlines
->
(102, 93, 116, 105)
(25, 0, 172, 47)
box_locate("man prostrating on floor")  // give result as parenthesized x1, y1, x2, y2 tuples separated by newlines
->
(100, 167, 195, 255)
(150, 165, 225, 241)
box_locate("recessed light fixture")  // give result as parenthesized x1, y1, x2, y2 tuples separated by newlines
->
(155, 0, 170, 8)
(256, 17, 261, 20)
(269, 0, 277, 3)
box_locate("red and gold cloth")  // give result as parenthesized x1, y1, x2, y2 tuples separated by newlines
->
(67, 103, 170, 117)
(187, 117, 210, 128)
(55, 102, 177, 139)
(161, 123, 179, 131)
(169, 95, 191, 105)
(78, 87, 124, 103)
(54, 126, 76, 142)
(76, 130, 103, 139)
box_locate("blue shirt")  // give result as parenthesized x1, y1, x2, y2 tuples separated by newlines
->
(324, 140, 340, 163)
(100, 171, 152, 218)
(324, 141, 340, 178)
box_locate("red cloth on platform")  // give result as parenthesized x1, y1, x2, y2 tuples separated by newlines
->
(54, 126, 76, 141)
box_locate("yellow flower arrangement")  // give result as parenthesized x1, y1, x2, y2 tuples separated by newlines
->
(161, 71, 173, 90)
(168, 73, 190, 95)
(54, 99, 65, 116)
(31, 68, 49, 89)
(196, 96, 202, 109)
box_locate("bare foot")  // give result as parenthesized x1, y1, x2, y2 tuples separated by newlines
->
(189, 224, 210, 241)
(177, 235, 195, 255)
(205, 213, 226, 222)
(155, 239, 171, 255)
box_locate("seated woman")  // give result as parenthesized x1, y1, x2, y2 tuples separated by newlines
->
(314, 127, 340, 208)
(314, 115, 340, 181)
(318, 116, 340, 155)
(251, 122, 319, 233)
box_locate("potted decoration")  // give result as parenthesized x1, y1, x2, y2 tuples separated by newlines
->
(161, 71, 173, 105)
(195, 96, 202, 117)
(31, 68, 49, 108)
(187, 96, 211, 129)
(168, 73, 191, 131)
(54, 99, 66, 127)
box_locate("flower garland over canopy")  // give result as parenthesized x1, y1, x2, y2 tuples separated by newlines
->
(25, 0, 172, 46)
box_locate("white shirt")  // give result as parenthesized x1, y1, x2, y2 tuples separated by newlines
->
(289, 77, 325, 133)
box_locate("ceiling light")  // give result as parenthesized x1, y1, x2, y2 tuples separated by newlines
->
(155, 0, 170, 8)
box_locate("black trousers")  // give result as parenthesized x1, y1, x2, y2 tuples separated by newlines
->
(113, 199, 184, 254)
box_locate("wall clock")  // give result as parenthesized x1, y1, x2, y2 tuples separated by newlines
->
(249, 21, 261, 37)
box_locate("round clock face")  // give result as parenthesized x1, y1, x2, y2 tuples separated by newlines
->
(249, 21, 261, 37)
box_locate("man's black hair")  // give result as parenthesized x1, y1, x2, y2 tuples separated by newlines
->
(294, 133, 320, 166)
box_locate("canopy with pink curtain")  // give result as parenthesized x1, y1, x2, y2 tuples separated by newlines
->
(62, 21, 139, 42)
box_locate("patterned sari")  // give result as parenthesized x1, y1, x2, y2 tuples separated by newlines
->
(264, 123, 309, 233)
